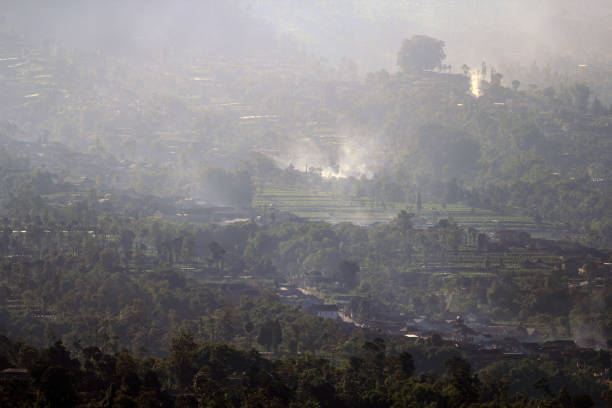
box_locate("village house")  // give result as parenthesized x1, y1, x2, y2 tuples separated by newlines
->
(305, 304, 339, 319)
(303, 270, 334, 289)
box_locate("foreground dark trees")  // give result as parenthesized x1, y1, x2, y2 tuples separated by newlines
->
(0, 335, 602, 408)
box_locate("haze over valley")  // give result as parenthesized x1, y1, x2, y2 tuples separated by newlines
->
(0, 1, 611, 406)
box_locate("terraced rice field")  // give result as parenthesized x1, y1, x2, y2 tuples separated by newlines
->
(255, 187, 397, 224)
(254, 186, 566, 237)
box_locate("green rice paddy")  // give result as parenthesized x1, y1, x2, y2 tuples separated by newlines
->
(254, 186, 565, 238)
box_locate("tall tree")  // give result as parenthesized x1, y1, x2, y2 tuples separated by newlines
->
(397, 35, 446, 72)
(338, 260, 359, 289)
(208, 241, 226, 270)
(256, 319, 282, 352)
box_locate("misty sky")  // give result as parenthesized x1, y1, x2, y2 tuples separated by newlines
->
(2, 0, 611, 74)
